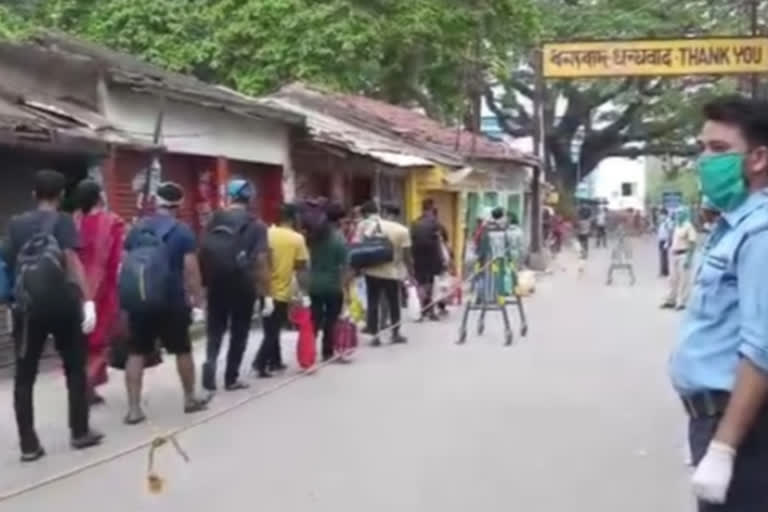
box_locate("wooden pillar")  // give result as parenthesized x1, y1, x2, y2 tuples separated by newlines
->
(215, 156, 229, 208)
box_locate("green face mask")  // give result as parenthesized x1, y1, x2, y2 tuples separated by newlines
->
(697, 153, 748, 212)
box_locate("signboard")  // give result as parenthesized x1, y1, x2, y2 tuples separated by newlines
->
(543, 37, 768, 78)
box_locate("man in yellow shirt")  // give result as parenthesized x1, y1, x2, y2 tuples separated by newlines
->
(355, 201, 413, 345)
(252, 204, 308, 377)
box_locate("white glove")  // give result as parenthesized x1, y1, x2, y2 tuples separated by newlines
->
(301, 296, 311, 308)
(191, 307, 205, 324)
(262, 297, 275, 317)
(82, 301, 97, 335)
(692, 441, 736, 505)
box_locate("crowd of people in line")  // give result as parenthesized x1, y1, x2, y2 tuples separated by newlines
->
(2, 169, 478, 463)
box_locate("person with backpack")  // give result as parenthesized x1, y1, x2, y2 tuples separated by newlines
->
(252, 203, 309, 378)
(7, 169, 102, 462)
(73, 180, 125, 406)
(120, 181, 209, 425)
(199, 179, 269, 391)
(307, 203, 350, 361)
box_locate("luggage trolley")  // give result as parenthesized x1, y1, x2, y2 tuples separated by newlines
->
(606, 227, 636, 286)
(457, 260, 528, 346)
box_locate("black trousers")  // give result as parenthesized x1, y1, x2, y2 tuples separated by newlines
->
(596, 226, 607, 248)
(13, 308, 89, 453)
(690, 411, 768, 511)
(659, 241, 670, 277)
(254, 300, 288, 372)
(310, 292, 344, 359)
(577, 234, 589, 258)
(365, 275, 401, 338)
(204, 288, 256, 388)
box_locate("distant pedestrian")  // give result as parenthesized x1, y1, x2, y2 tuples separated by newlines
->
(121, 182, 209, 425)
(308, 203, 350, 361)
(357, 201, 413, 345)
(669, 95, 768, 509)
(410, 199, 443, 321)
(661, 207, 697, 311)
(200, 179, 269, 392)
(575, 206, 592, 258)
(657, 208, 672, 277)
(8, 170, 102, 461)
(253, 204, 309, 377)
(505, 212, 524, 267)
(73, 180, 125, 406)
(595, 206, 608, 248)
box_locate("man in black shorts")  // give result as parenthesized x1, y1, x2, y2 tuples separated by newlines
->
(6, 169, 103, 462)
(123, 182, 209, 424)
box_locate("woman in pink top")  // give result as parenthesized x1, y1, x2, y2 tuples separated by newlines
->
(74, 180, 125, 405)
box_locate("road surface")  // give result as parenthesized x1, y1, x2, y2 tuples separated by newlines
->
(0, 238, 694, 511)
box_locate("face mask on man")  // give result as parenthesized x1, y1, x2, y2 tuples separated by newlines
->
(697, 153, 748, 212)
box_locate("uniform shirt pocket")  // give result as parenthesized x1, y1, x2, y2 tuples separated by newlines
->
(691, 255, 732, 319)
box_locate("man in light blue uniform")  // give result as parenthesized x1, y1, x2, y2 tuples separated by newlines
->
(670, 96, 768, 511)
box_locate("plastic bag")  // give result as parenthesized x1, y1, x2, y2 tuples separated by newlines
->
(433, 273, 455, 303)
(516, 270, 536, 296)
(333, 318, 358, 358)
(291, 306, 316, 370)
(355, 278, 368, 310)
(406, 283, 422, 321)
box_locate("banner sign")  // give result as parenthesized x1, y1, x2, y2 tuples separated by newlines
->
(543, 38, 768, 78)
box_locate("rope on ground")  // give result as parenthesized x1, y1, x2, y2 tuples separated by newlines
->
(0, 260, 496, 504)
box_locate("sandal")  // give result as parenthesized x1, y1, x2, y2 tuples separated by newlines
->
(184, 395, 212, 414)
(124, 411, 147, 426)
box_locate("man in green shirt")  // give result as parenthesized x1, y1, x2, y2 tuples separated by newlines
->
(308, 203, 350, 361)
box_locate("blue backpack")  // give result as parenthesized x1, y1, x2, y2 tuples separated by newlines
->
(118, 218, 177, 314)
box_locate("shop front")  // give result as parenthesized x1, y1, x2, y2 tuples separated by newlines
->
(405, 165, 464, 275)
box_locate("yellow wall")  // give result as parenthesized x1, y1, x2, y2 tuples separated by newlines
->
(405, 166, 465, 277)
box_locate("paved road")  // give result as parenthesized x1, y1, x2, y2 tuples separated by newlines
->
(0, 238, 694, 511)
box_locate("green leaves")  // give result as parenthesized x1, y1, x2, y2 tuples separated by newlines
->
(1, 0, 539, 122)
(488, 0, 751, 191)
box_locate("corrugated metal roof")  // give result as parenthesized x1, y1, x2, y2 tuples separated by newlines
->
(263, 97, 462, 168)
(33, 33, 306, 127)
(274, 83, 539, 168)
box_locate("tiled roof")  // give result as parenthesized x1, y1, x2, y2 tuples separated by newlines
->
(276, 83, 538, 166)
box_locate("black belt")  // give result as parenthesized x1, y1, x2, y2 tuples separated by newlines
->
(673, 249, 689, 255)
(681, 391, 730, 419)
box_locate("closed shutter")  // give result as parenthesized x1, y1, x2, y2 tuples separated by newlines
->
(110, 149, 151, 224)
(229, 161, 283, 225)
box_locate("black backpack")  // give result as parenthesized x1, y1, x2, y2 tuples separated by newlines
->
(199, 214, 253, 286)
(14, 213, 71, 314)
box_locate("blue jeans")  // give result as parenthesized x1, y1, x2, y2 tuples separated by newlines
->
(690, 412, 768, 511)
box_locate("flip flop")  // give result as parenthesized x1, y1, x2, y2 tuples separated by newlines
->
(124, 412, 147, 426)
(184, 395, 212, 414)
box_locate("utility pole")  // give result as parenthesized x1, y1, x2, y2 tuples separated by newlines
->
(750, 0, 760, 98)
(530, 48, 546, 257)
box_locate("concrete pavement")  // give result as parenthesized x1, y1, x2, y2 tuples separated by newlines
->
(0, 237, 695, 511)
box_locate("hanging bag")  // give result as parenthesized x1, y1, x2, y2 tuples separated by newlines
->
(348, 221, 394, 269)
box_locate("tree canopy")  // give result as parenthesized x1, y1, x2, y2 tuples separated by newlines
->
(484, 0, 754, 191)
(2, 0, 538, 121)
